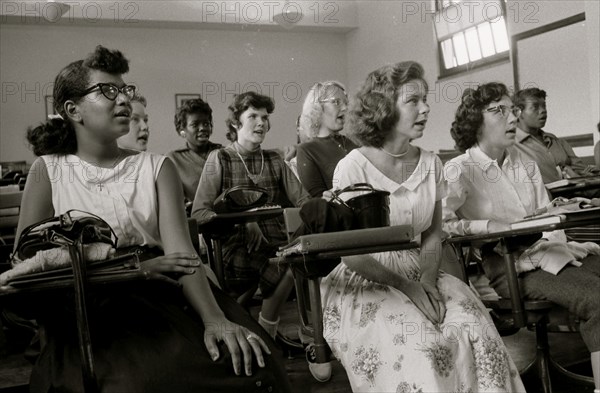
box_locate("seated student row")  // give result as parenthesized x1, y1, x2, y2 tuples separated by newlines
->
(16, 44, 598, 393)
(126, 60, 599, 392)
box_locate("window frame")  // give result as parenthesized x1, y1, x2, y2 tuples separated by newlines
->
(434, 0, 510, 79)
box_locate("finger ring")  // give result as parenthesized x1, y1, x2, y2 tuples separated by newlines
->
(246, 334, 256, 341)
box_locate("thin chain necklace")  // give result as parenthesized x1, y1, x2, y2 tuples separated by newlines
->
(380, 145, 410, 158)
(235, 146, 264, 184)
(80, 149, 125, 192)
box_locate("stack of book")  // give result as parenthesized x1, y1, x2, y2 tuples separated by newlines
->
(510, 200, 600, 230)
(545, 175, 600, 190)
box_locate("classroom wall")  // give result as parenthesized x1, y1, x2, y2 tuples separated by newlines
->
(0, 22, 347, 163)
(1, 0, 597, 165)
(345, 0, 597, 153)
(584, 0, 600, 144)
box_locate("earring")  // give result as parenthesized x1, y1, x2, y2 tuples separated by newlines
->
(180, 131, 185, 137)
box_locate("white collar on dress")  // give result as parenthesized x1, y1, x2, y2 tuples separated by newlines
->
(467, 145, 518, 172)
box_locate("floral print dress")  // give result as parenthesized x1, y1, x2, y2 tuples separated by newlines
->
(320, 149, 525, 393)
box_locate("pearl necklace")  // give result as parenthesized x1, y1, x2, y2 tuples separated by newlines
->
(235, 147, 264, 184)
(380, 145, 410, 158)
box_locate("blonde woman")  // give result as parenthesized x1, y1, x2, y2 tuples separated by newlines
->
(296, 81, 357, 197)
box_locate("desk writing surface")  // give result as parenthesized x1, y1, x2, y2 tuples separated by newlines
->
(548, 175, 600, 197)
(271, 225, 419, 266)
(446, 216, 599, 245)
(279, 225, 414, 255)
(198, 208, 283, 234)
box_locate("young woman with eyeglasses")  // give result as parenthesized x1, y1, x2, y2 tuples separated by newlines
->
(443, 82, 600, 392)
(17, 45, 292, 393)
(296, 81, 357, 197)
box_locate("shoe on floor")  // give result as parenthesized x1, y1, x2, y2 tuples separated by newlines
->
(305, 343, 332, 382)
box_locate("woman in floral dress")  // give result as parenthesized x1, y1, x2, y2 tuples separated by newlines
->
(319, 61, 525, 392)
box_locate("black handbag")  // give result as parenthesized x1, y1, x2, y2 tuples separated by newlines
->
(13, 209, 118, 263)
(8, 210, 126, 393)
(213, 185, 269, 213)
(330, 183, 391, 229)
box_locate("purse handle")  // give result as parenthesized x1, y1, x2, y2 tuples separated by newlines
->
(224, 185, 269, 194)
(15, 209, 118, 252)
(330, 183, 378, 208)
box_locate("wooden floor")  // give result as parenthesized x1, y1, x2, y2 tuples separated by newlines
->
(0, 297, 595, 393)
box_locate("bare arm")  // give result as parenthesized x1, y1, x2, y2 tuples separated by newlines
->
(342, 254, 410, 289)
(156, 158, 224, 321)
(156, 158, 270, 376)
(343, 253, 443, 324)
(14, 158, 55, 247)
(419, 201, 443, 285)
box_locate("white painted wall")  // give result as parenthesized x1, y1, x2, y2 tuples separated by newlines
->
(0, 22, 347, 162)
(1, 0, 597, 165)
(345, 0, 596, 153)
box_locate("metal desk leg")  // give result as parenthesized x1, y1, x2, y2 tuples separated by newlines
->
(307, 278, 329, 364)
(499, 238, 526, 328)
(211, 238, 227, 291)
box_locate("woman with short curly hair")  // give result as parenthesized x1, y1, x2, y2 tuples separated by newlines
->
(450, 82, 510, 152)
(296, 81, 357, 196)
(444, 82, 600, 391)
(320, 63, 525, 392)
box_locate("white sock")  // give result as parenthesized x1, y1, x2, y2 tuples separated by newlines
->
(258, 312, 280, 339)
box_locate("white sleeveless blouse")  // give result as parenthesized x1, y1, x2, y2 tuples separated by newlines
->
(41, 152, 166, 249)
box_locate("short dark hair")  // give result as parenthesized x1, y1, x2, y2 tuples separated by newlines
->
(513, 87, 546, 109)
(27, 45, 129, 156)
(225, 92, 274, 135)
(349, 61, 427, 148)
(225, 129, 237, 142)
(174, 98, 212, 134)
(450, 82, 510, 152)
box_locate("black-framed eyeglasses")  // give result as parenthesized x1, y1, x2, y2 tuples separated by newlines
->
(83, 83, 136, 101)
(484, 105, 522, 118)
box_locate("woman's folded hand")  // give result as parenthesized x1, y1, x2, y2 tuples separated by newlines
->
(402, 280, 445, 325)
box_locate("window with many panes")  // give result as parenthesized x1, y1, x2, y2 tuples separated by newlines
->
(434, 0, 510, 78)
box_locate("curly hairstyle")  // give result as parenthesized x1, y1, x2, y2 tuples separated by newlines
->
(450, 82, 510, 152)
(225, 91, 275, 135)
(513, 87, 546, 109)
(299, 81, 347, 138)
(26, 45, 129, 156)
(226, 129, 237, 142)
(348, 61, 428, 148)
(131, 92, 147, 107)
(174, 98, 212, 134)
